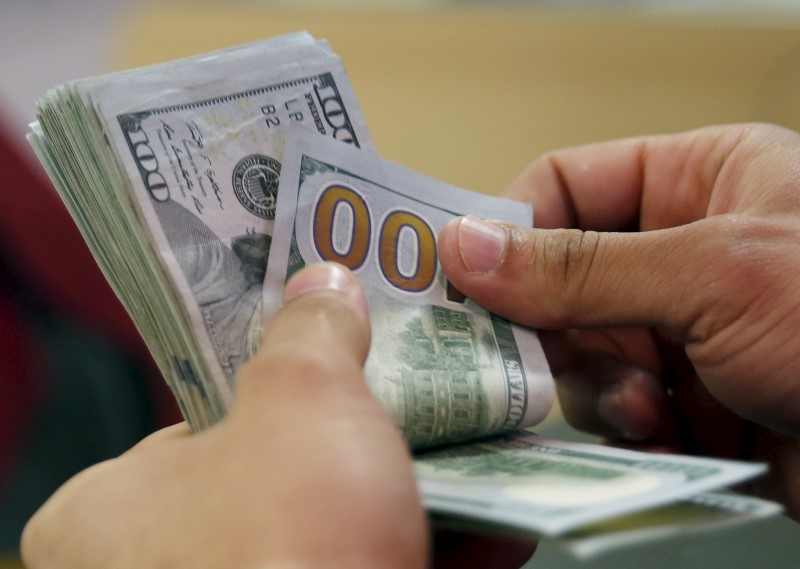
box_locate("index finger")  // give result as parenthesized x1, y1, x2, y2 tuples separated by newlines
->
(506, 124, 754, 231)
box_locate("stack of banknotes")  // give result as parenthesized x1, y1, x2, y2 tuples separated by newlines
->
(28, 32, 781, 556)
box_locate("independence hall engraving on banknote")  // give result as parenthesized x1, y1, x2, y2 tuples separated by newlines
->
(398, 305, 487, 446)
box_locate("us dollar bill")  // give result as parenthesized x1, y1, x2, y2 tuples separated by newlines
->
(556, 491, 783, 558)
(29, 33, 372, 428)
(263, 129, 554, 449)
(416, 431, 769, 536)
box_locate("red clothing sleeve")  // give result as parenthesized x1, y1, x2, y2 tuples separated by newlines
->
(0, 111, 180, 448)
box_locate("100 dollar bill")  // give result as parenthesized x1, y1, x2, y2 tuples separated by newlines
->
(263, 129, 554, 449)
(30, 33, 372, 428)
(556, 491, 782, 558)
(417, 432, 768, 537)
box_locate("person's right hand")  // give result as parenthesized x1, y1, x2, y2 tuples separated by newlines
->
(438, 123, 800, 518)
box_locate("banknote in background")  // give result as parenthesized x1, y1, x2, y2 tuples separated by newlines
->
(29, 32, 372, 429)
(555, 491, 783, 558)
(415, 431, 768, 537)
(263, 128, 554, 449)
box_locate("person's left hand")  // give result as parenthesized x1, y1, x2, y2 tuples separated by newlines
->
(21, 262, 536, 569)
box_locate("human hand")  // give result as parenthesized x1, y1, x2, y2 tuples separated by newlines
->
(22, 263, 424, 569)
(438, 124, 800, 518)
(21, 262, 535, 569)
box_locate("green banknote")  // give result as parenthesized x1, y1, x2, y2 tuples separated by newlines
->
(262, 129, 771, 537)
(556, 491, 782, 558)
(263, 128, 554, 449)
(416, 431, 769, 537)
(29, 33, 371, 429)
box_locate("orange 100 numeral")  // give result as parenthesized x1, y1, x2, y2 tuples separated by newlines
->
(312, 183, 466, 301)
(312, 184, 371, 270)
(378, 210, 437, 293)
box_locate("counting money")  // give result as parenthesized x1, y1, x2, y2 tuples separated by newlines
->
(29, 35, 778, 545)
(263, 129, 554, 448)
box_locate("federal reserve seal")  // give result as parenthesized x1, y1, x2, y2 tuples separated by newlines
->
(232, 155, 281, 219)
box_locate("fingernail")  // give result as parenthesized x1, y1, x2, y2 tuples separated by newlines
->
(284, 262, 358, 303)
(457, 216, 507, 273)
(597, 386, 640, 440)
(283, 263, 371, 327)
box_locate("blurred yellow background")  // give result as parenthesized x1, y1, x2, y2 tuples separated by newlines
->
(117, 4, 800, 195)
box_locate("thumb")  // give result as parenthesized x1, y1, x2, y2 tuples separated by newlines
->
(235, 262, 374, 419)
(438, 215, 731, 338)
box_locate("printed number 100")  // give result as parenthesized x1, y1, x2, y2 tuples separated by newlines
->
(312, 184, 465, 302)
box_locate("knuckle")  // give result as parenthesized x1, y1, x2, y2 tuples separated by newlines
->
(239, 344, 348, 395)
(508, 228, 607, 325)
(699, 215, 780, 288)
(536, 228, 603, 299)
(687, 214, 797, 339)
(735, 121, 792, 141)
(284, 293, 364, 339)
(279, 348, 343, 382)
(237, 295, 369, 401)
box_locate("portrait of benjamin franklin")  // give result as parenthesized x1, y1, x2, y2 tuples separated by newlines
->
(153, 199, 270, 385)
